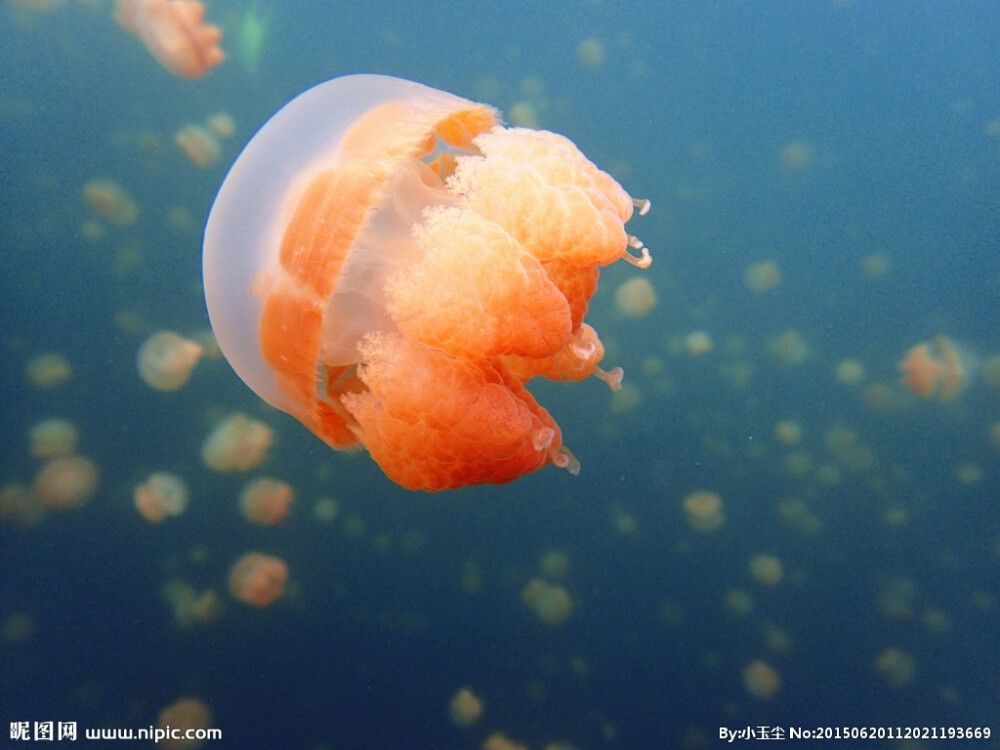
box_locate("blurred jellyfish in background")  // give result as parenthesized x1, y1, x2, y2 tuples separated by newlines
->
(137, 331, 204, 391)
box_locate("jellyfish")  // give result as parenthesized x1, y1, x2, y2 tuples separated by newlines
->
(114, 0, 224, 78)
(25, 352, 72, 387)
(228, 552, 288, 607)
(203, 74, 651, 491)
(201, 412, 272, 472)
(32, 456, 99, 509)
(82, 179, 138, 226)
(133, 471, 189, 522)
(28, 418, 79, 459)
(899, 335, 975, 402)
(238, 477, 293, 525)
(174, 123, 220, 167)
(137, 331, 204, 391)
(742, 659, 782, 699)
(448, 687, 483, 728)
(683, 490, 725, 532)
(156, 697, 213, 749)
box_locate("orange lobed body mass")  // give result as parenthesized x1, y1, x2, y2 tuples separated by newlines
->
(203, 75, 650, 491)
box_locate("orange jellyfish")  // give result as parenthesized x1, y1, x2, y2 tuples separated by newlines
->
(137, 331, 204, 391)
(203, 74, 651, 491)
(238, 477, 293, 526)
(32, 456, 99, 510)
(899, 335, 975, 402)
(133, 471, 189, 522)
(114, 0, 224, 78)
(228, 552, 288, 607)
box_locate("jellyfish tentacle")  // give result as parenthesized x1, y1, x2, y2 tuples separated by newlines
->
(623, 235, 652, 268)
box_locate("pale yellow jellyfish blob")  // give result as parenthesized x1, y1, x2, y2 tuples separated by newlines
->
(744, 260, 782, 293)
(448, 686, 483, 728)
(539, 549, 571, 581)
(28, 418, 79, 459)
(779, 140, 815, 171)
(228, 552, 288, 607)
(205, 111, 236, 138)
(82, 179, 138, 226)
(26, 353, 72, 388)
(576, 37, 606, 69)
(239, 477, 294, 525)
(768, 330, 808, 365)
(614, 276, 657, 317)
(521, 577, 573, 626)
(749, 554, 783, 586)
(175, 123, 221, 167)
(1, 612, 36, 644)
(157, 697, 214, 750)
(137, 331, 204, 391)
(483, 732, 529, 750)
(860, 253, 891, 279)
(133, 471, 189, 522)
(835, 358, 866, 386)
(873, 647, 915, 687)
(773, 419, 802, 446)
(201, 413, 272, 472)
(742, 659, 782, 700)
(683, 490, 725, 532)
(684, 330, 713, 357)
(32, 456, 99, 509)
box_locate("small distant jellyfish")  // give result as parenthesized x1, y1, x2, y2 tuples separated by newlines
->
(32, 456, 99, 509)
(684, 330, 713, 357)
(175, 123, 221, 167)
(238, 477, 293, 525)
(133, 471, 189, 523)
(749, 554, 784, 586)
(201, 413, 273, 472)
(205, 111, 235, 138)
(114, 0, 225, 78)
(448, 686, 483, 728)
(614, 276, 657, 318)
(768, 330, 808, 365)
(137, 331, 204, 391)
(28, 418, 79, 459)
(538, 549, 571, 581)
(874, 646, 915, 687)
(898, 335, 975, 402)
(835, 358, 866, 386)
(26, 353, 72, 388)
(779, 140, 815, 171)
(521, 577, 573, 626)
(744, 260, 782, 293)
(82, 179, 138, 226)
(773, 420, 802, 445)
(157, 696, 214, 750)
(683, 490, 725, 532)
(229, 552, 288, 607)
(576, 37, 606, 69)
(742, 659, 782, 700)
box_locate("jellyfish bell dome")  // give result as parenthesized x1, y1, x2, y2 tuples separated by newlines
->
(204, 75, 486, 416)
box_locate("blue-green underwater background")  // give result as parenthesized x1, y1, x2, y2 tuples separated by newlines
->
(2, 1, 1000, 748)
